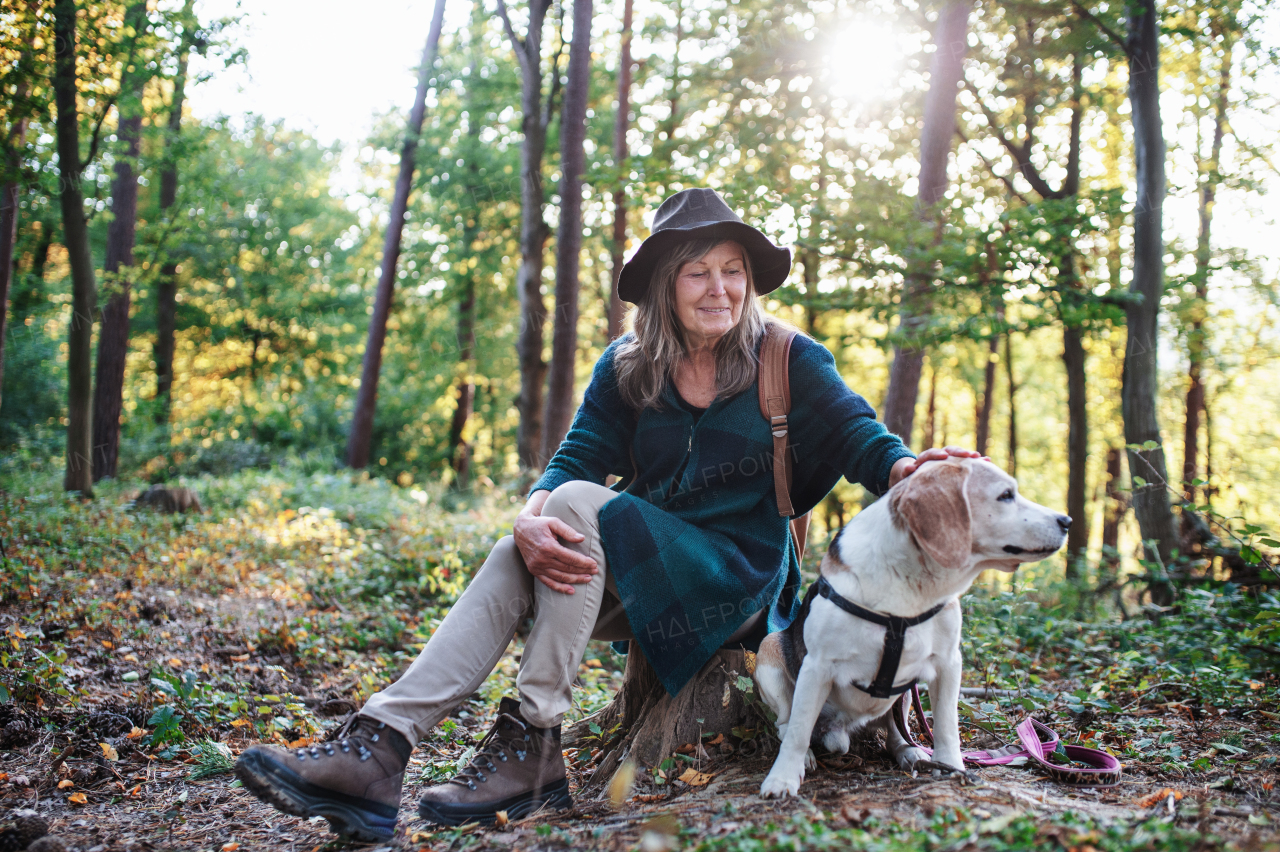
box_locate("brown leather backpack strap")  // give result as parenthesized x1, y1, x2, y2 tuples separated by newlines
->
(758, 324, 796, 518)
(790, 514, 810, 563)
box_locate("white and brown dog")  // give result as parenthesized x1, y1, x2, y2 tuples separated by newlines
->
(755, 458, 1070, 798)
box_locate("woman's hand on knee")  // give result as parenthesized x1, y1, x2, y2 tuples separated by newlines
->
(512, 513, 598, 594)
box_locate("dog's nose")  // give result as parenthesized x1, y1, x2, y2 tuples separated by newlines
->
(1057, 515, 1072, 533)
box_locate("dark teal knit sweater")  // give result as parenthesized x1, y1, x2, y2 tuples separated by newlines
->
(529, 329, 915, 695)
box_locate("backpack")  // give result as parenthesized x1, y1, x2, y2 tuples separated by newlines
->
(758, 324, 811, 563)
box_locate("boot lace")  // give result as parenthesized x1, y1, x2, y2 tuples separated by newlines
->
(448, 711, 532, 791)
(291, 715, 388, 763)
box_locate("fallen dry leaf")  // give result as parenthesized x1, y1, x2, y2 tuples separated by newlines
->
(127, 726, 145, 739)
(0, 772, 7, 782)
(168, 657, 184, 668)
(68, 792, 88, 805)
(705, 733, 725, 746)
(101, 640, 113, 649)
(677, 767, 714, 786)
(229, 654, 250, 663)
(57, 779, 75, 789)
(608, 759, 637, 807)
(230, 719, 251, 728)
(287, 738, 313, 749)
(1134, 788, 1183, 808)
(100, 742, 119, 761)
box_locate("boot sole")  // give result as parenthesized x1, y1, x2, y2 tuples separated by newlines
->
(235, 749, 399, 843)
(417, 778, 573, 827)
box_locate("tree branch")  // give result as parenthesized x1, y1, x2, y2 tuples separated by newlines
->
(956, 125, 1033, 205)
(1072, 1, 1131, 56)
(540, 5, 567, 131)
(81, 94, 119, 170)
(959, 79, 1057, 199)
(493, 0, 529, 79)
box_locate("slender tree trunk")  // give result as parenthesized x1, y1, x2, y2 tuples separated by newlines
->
(54, 0, 97, 495)
(882, 0, 972, 441)
(975, 289, 1003, 459)
(540, 0, 593, 465)
(1059, 55, 1089, 579)
(91, 0, 150, 481)
(661, 0, 684, 151)
(449, 277, 477, 486)
(154, 0, 195, 425)
(1063, 322, 1088, 576)
(801, 169, 826, 338)
(975, 335, 997, 457)
(1122, 0, 1179, 599)
(607, 0, 634, 342)
(1203, 387, 1214, 503)
(1005, 332, 1017, 478)
(1183, 37, 1230, 503)
(0, 2, 40, 416)
(0, 93, 29, 416)
(1100, 445, 1125, 574)
(922, 366, 936, 449)
(507, 0, 554, 469)
(802, 244, 820, 338)
(346, 0, 447, 470)
(11, 220, 53, 325)
(449, 15, 484, 489)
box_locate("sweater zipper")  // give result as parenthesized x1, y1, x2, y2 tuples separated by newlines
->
(666, 422, 695, 502)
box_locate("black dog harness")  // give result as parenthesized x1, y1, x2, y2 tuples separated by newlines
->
(815, 575, 948, 699)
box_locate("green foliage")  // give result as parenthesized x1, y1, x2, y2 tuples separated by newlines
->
(146, 705, 185, 751)
(962, 583, 1280, 713)
(673, 807, 1220, 852)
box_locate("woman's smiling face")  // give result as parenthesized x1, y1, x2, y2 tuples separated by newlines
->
(673, 241, 748, 348)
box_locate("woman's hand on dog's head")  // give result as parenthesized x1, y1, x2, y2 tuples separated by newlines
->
(890, 446, 989, 489)
(513, 509, 599, 594)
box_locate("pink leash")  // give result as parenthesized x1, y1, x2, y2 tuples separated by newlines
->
(892, 685, 1123, 786)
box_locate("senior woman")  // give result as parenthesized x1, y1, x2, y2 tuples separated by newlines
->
(236, 188, 976, 839)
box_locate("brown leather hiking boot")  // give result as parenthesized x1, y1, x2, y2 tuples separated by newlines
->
(235, 715, 410, 842)
(417, 697, 572, 826)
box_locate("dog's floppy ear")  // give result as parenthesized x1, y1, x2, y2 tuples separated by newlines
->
(890, 461, 972, 571)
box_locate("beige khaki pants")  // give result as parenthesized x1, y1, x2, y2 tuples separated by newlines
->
(360, 480, 763, 740)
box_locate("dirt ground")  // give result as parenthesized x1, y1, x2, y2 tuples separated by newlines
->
(1, 488, 1277, 852)
(3, 728, 1278, 851)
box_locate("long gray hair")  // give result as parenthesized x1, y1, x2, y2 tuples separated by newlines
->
(614, 238, 770, 411)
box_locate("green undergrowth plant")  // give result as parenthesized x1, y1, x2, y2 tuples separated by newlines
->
(188, 739, 236, 780)
(675, 807, 1233, 852)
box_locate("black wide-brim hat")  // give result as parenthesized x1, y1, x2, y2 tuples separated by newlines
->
(617, 188, 793, 303)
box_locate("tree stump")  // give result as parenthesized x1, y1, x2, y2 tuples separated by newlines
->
(566, 646, 763, 799)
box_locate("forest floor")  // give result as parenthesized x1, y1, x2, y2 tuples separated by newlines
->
(1, 459, 1277, 852)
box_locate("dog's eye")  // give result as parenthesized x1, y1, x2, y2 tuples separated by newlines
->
(997, 489, 1015, 502)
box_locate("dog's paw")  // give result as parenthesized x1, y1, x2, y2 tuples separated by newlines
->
(804, 748, 818, 772)
(760, 770, 801, 799)
(895, 746, 932, 771)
